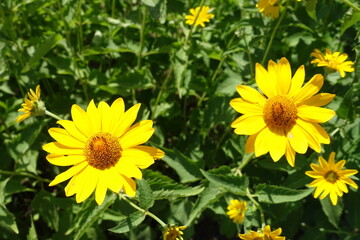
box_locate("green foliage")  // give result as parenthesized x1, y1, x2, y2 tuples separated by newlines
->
(0, 0, 359, 239)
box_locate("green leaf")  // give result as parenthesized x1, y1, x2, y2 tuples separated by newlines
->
(200, 168, 249, 195)
(0, 203, 19, 234)
(320, 197, 342, 229)
(172, 47, 189, 98)
(23, 34, 63, 72)
(255, 184, 314, 204)
(137, 179, 154, 210)
(305, 0, 317, 21)
(161, 147, 202, 183)
(336, 87, 354, 121)
(31, 190, 60, 231)
(27, 216, 38, 240)
(341, 11, 360, 35)
(141, 0, 159, 7)
(109, 211, 146, 234)
(215, 68, 243, 96)
(186, 183, 225, 226)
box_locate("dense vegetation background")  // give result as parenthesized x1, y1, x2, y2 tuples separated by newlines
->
(0, 0, 359, 239)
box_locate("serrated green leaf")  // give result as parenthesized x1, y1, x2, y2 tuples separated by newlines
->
(0, 203, 18, 234)
(336, 87, 354, 121)
(320, 197, 342, 229)
(23, 34, 63, 72)
(255, 184, 313, 204)
(200, 168, 248, 195)
(137, 179, 154, 209)
(109, 211, 146, 233)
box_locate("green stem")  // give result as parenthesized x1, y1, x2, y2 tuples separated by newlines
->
(45, 110, 63, 121)
(246, 188, 265, 227)
(242, 33, 254, 81)
(261, 1, 288, 66)
(137, 6, 147, 69)
(238, 153, 255, 172)
(121, 195, 167, 227)
(184, 0, 206, 46)
(151, 68, 173, 120)
(0, 170, 51, 183)
(111, 0, 116, 17)
(341, 0, 360, 11)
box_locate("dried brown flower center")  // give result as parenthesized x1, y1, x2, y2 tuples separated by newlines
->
(84, 132, 121, 170)
(325, 171, 339, 183)
(263, 95, 298, 129)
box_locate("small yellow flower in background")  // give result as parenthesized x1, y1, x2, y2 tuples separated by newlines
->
(163, 225, 186, 240)
(311, 48, 355, 78)
(239, 225, 285, 240)
(17, 85, 46, 123)
(43, 98, 165, 205)
(185, 6, 214, 27)
(305, 152, 358, 205)
(230, 57, 336, 167)
(226, 199, 247, 224)
(256, 0, 280, 19)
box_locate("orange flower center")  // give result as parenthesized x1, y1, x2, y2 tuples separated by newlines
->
(263, 95, 298, 129)
(84, 132, 121, 170)
(325, 171, 339, 183)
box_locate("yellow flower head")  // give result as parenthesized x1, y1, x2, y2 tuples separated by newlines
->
(311, 48, 354, 78)
(163, 225, 186, 240)
(230, 57, 336, 167)
(256, 0, 280, 19)
(226, 199, 247, 224)
(305, 152, 358, 205)
(43, 98, 165, 205)
(185, 6, 214, 27)
(239, 225, 285, 240)
(17, 85, 46, 122)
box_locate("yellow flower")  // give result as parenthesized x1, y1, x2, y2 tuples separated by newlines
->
(163, 225, 186, 240)
(239, 225, 285, 240)
(256, 0, 280, 19)
(230, 57, 336, 167)
(226, 199, 247, 224)
(185, 6, 214, 27)
(305, 152, 358, 205)
(17, 85, 45, 122)
(311, 48, 354, 78)
(43, 98, 165, 205)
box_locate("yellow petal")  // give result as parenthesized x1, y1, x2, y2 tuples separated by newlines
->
(49, 161, 88, 186)
(276, 57, 292, 95)
(71, 104, 93, 137)
(115, 159, 143, 179)
(329, 191, 338, 205)
(293, 74, 323, 104)
(236, 85, 267, 105)
(301, 93, 335, 107)
(95, 171, 108, 205)
(229, 98, 263, 115)
(297, 105, 335, 123)
(288, 65, 305, 97)
(113, 103, 141, 138)
(47, 153, 86, 166)
(118, 120, 155, 149)
(48, 128, 85, 148)
(86, 100, 101, 133)
(267, 60, 279, 95)
(133, 146, 165, 159)
(57, 120, 88, 143)
(245, 134, 258, 153)
(98, 101, 111, 132)
(75, 166, 100, 203)
(255, 63, 276, 98)
(287, 124, 308, 154)
(254, 128, 271, 156)
(122, 176, 136, 197)
(121, 146, 160, 168)
(285, 141, 296, 167)
(232, 115, 266, 135)
(43, 142, 84, 155)
(105, 168, 124, 193)
(108, 98, 125, 135)
(268, 129, 287, 162)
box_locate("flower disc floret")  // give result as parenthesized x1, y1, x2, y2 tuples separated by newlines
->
(263, 95, 297, 129)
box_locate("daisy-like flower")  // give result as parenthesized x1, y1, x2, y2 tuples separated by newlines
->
(239, 225, 285, 240)
(230, 57, 336, 167)
(185, 6, 214, 27)
(17, 85, 46, 122)
(305, 152, 358, 205)
(43, 98, 165, 205)
(311, 48, 354, 78)
(226, 199, 247, 224)
(162, 225, 186, 240)
(256, 0, 280, 19)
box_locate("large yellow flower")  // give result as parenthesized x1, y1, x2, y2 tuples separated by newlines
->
(256, 0, 280, 19)
(226, 199, 247, 224)
(230, 58, 335, 166)
(311, 48, 354, 78)
(17, 85, 45, 122)
(185, 6, 214, 27)
(43, 98, 165, 205)
(305, 152, 358, 205)
(163, 225, 186, 240)
(239, 225, 285, 240)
